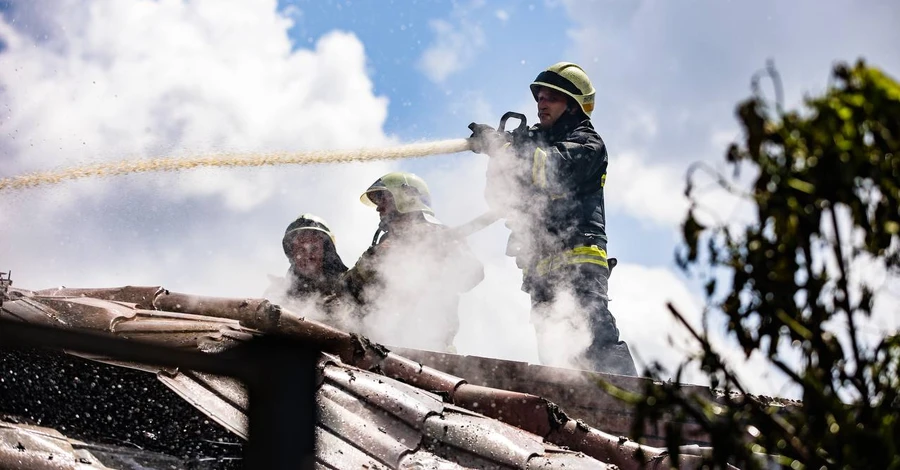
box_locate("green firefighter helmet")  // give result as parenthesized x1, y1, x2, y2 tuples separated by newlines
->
(282, 213, 337, 257)
(530, 62, 596, 118)
(360, 171, 435, 216)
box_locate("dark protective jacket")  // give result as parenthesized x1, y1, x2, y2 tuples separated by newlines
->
(495, 112, 610, 289)
(284, 264, 345, 300)
(263, 241, 349, 328)
(283, 239, 349, 299)
(523, 112, 609, 246)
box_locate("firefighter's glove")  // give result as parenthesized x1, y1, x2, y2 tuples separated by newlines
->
(468, 123, 506, 155)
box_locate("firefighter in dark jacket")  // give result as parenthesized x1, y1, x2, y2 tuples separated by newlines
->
(468, 62, 637, 376)
(342, 171, 485, 353)
(265, 214, 349, 318)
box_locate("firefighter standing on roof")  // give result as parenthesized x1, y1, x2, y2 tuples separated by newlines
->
(468, 62, 637, 376)
(341, 171, 485, 353)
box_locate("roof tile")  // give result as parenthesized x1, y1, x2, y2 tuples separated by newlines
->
(315, 427, 392, 470)
(453, 384, 555, 437)
(33, 286, 165, 308)
(422, 410, 546, 468)
(0, 296, 67, 326)
(526, 451, 613, 470)
(408, 440, 517, 469)
(35, 297, 137, 330)
(318, 383, 421, 467)
(397, 448, 483, 469)
(322, 364, 443, 429)
(381, 352, 466, 397)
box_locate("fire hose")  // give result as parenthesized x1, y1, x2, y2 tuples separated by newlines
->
(0, 113, 537, 238)
(1, 138, 513, 240)
(0, 139, 474, 192)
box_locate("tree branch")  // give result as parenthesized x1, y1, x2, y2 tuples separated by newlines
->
(666, 303, 749, 396)
(751, 59, 785, 116)
(828, 204, 870, 404)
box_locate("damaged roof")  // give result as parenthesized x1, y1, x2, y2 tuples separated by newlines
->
(1, 284, 731, 469)
(0, 418, 210, 470)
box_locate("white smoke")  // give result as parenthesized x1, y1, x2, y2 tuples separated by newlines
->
(358, 227, 482, 352)
(530, 288, 593, 369)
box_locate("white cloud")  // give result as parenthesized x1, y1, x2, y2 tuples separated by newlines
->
(605, 150, 689, 227)
(602, 105, 754, 231)
(610, 263, 799, 396)
(495, 10, 510, 22)
(2, 1, 391, 174)
(609, 264, 700, 366)
(0, 0, 393, 298)
(417, 18, 485, 83)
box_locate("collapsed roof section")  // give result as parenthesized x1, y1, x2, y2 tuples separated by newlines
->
(1, 284, 737, 469)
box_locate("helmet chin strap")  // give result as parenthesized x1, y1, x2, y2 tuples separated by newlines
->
(371, 226, 386, 247)
(371, 211, 401, 246)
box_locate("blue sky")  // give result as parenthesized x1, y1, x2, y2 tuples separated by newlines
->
(277, 0, 573, 137)
(1, 0, 899, 397)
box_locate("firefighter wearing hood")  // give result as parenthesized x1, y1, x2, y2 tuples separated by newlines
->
(342, 171, 485, 353)
(468, 62, 637, 376)
(266, 213, 349, 317)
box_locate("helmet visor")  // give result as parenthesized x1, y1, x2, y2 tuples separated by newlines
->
(532, 70, 582, 99)
(360, 188, 388, 207)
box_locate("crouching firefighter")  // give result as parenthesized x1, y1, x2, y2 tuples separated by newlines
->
(468, 62, 637, 376)
(265, 214, 350, 326)
(341, 172, 485, 353)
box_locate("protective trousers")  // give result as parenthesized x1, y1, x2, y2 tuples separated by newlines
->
(529, 261, 637, 376)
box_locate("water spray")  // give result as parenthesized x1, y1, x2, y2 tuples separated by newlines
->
(0, 139, 473, 192)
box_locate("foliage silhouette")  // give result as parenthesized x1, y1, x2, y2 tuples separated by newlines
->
(620, 59, 900, 469)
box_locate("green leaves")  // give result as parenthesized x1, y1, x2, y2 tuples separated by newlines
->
(628, 60, 900, 469)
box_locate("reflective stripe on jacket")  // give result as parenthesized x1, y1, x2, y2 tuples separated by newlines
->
(524, 245, 608, 278)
